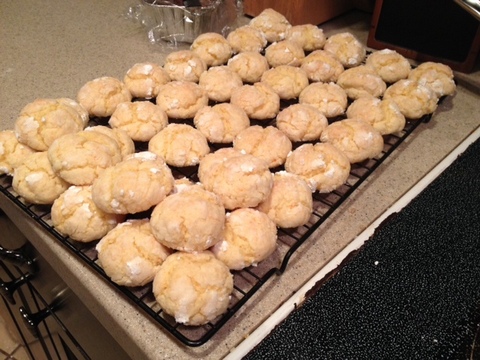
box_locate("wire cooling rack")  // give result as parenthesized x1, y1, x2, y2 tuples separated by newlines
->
(0, 111, 431, 346)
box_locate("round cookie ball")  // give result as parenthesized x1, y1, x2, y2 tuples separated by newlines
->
(320, 118, 384, 164)
(346, 96, 406, 135)
(300, 49, 345, 83)
(260, 65, 309, 100)
(14, 98, 87, 151)
(47, 130, 122, 186)
(96, 219, 172, 287)
(226, 25, 268, 54)
(198, 148, 273, 210)
(365, 49, 411, 83)
(123, 62, 171, 99)
(190, 32, 233, 67)
(383, 79, 438, 119)
(336, 65, 387, 100)
(256, 171, 313, 228)
(324, 32, 366, 68)
(12, 151, 69, 205)
(85, 125, 135, 160)
(299, 82, 348, 118)
(198, 66, 243, 103)
(148, 123, 210, 167)
(57, 98, 90, 126)
(0, 130, 36, 176)
(108, 101, 168, 142)
(275, 103, 328, 142)
(285, 142, 351, 193)
(249, 8, 291, 43)
(171, 177, 199, 194)
(230, 82, 280, 120)
(150, 186, 225, 252)
(197, 147, 241, 182)
(51, 185, 124, 242)
(77, 76, 132, 118)
(407, 61, 456, 97)
(194, 103, 250, 144)
(264, 40, 305, 68)
(227, 51, 270, 83)
(285, 24, 326, 52)
(163, 50, 207, 83)
(211, 208, 277, 270)
(91, 151, 174, 215)
(152, 251, 233, 326)
(155, 80, 209, 119)
(233, 125, 292, 168)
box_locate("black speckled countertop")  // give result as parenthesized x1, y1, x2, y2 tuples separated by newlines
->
(245, 138, 480, 359)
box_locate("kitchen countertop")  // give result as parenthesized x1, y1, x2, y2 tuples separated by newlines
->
(1, 1, 479, 359)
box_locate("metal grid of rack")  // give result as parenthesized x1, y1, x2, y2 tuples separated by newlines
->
(0, 114, 430, 346)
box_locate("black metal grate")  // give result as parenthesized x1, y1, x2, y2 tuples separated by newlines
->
(0, 112, 430, 346)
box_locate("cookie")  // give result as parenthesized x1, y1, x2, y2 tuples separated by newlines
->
(190, 32, 233, 67)
(198, 148, 273, 210)
(284, 142, 351, 193)
(407, 61, 456, 97)
(57, 98, 90, 126)
(0, 130, 36, 176)
(320, 118, 384, 163)
(365, 49, 411, 83)
(299, 82, 348, 118)
(260, 65, 309, 100)
(285, 24, 326, 52)
(336, 65, 387, 100)
(47, 130, 122, 185)
(346, 96, 406, 135)
(300, 49, 344, 83)
(198, 66, 243, 103)
(150, 186, 225, 252)
(14, 98, 87, 151)
(155, 80, 209, 119)
(227, 51, 270, 83)
(77, 76, 132, 118)
(197, 147, 241, 183)
(233, 125, 292, 168)
(148, 123, 210, 167)
(230, 82, 280, 120)
(108, 101, 168, 142)
(249, 8, 291, 43)
(91, 151, 174, 214)
(211, 208, 277, 270)
(323, 32, 366, 68)
(163, 50, 207, 83)
(96, 219, 172, 287)
(85, 125, 135, 159)
(383, 79, 438, 119)
(275, 103, 328, 142)
(226, 25, 268, 54)
(123, 62, 171, 99)
(264, 40, 305, 68)
(152, 251, 233, 326)
(171, 177, 198, 194)
(193, 103, 250, 144)
(256, 171, 313, 228)
(51, 185, 124, 242)
(12, 151, 69, 205)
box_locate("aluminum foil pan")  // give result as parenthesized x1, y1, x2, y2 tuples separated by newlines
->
(141, 0, 238, 45)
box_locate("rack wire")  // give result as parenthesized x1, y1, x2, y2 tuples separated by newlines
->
(0, 112, 430, 346)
